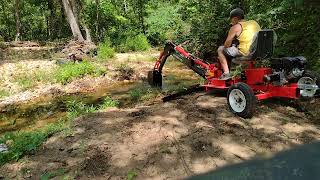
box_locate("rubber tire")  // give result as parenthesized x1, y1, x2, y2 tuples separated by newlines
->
(227, 82, 257, 118)
(300, 70, 320, 98)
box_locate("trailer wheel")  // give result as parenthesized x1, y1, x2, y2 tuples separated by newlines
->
(300, 71, 320, 98)
(227, 83, 256, 118)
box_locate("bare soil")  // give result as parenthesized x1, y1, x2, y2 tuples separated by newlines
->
(1, 91, 320, 179)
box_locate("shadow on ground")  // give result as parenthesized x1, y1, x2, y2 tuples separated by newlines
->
(1, 92, 320, 179)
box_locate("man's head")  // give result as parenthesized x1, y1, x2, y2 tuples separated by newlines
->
(230, 8, 244, 25)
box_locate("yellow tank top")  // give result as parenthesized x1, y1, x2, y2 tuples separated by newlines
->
(237, 20, 261, 55)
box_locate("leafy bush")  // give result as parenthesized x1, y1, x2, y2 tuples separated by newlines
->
(244, 0, 320, 71)
(145, 3, 189, 45)
(119, 34, 150, 52)
(97, 41, 115, 61)
(55, 61, 106, 84)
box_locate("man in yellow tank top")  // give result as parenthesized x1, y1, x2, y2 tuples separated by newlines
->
(217, 8, 261, 80)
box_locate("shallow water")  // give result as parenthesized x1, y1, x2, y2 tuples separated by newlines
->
(0, 67, 201, 135)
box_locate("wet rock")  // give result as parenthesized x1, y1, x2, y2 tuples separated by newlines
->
(0, 144, 8, 153)
(56, 59, 68, 65)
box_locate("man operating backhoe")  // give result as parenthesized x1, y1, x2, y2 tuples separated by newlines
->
(218, 8, 261, 80)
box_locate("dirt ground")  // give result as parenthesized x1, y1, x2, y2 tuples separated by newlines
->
(1, 91, 320, 179)
(1, 44, 320, 179)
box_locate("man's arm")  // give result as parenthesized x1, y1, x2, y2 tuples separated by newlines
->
(224, 24, 241, 48)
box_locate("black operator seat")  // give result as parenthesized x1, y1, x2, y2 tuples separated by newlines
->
(232, 29, 274, 64)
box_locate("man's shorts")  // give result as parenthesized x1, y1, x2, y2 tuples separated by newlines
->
(223, 46, 241, 58)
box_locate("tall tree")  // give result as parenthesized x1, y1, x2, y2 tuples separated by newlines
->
(47, 0, 56, 39)
(14, 0, 21, 41)
(62, 0, 84, 41)
(95, 0, 100, 41)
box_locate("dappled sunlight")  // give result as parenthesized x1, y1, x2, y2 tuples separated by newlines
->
(1, 91, 320, 179)
(217, 136, 256, 160)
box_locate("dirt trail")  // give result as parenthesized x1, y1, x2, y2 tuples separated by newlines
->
(1, 91, 320, 179)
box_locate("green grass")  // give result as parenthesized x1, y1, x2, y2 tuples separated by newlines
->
(34, 70, 55, 83)
(11, 69, 55, 91)
(127, 170, 137, 180)
(129, 87, 161, 102)
(0, 99, 99, 165)
(0, 120, 65, 165)
(40, 168, 67, 180)
(100, 96, 120, 109)
(54, 61, 106, 84)
(65, 100, 97, 120)
(0, 89, 10, 98)
(15, 77, 35, 90)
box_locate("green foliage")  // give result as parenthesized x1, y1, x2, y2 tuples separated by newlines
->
(40, 168, 67, 180)
(0, 98, 100, 164)
(15, 77, 34, 91)
(97, 41, 115, 61)
(34, 70, 54, 83)
(178, 0, 232, 54)
(0, 120, 65, 165)
(55, 61, 106, 84)
(119, 34, 151, 52)
(129, 86, 160, 102)
(244, 0, 320, 71)
(65, 100, 97, 120)
(0, 0, 70, 41)
(12, 69, 54, 91)
(100, 96, 120, 109)
(130, 88, 143, 101)
(0, 0, 318, 74)
(127, 170, 137, 180)
(0, 89, 10, 98)
(145, 3, 189, 45)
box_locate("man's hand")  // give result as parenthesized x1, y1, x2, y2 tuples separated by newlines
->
(224, 24, 242, 48)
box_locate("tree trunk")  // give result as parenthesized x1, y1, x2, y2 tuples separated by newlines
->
(61, 0, 84, 41)
(70, 0, 79, 23)
(95, 0, 100, 41)
(83, 25, 92, 42)
(138, 0, 146, 35)
(48, 0, 56, 39)
(14, 0, 21, 41)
